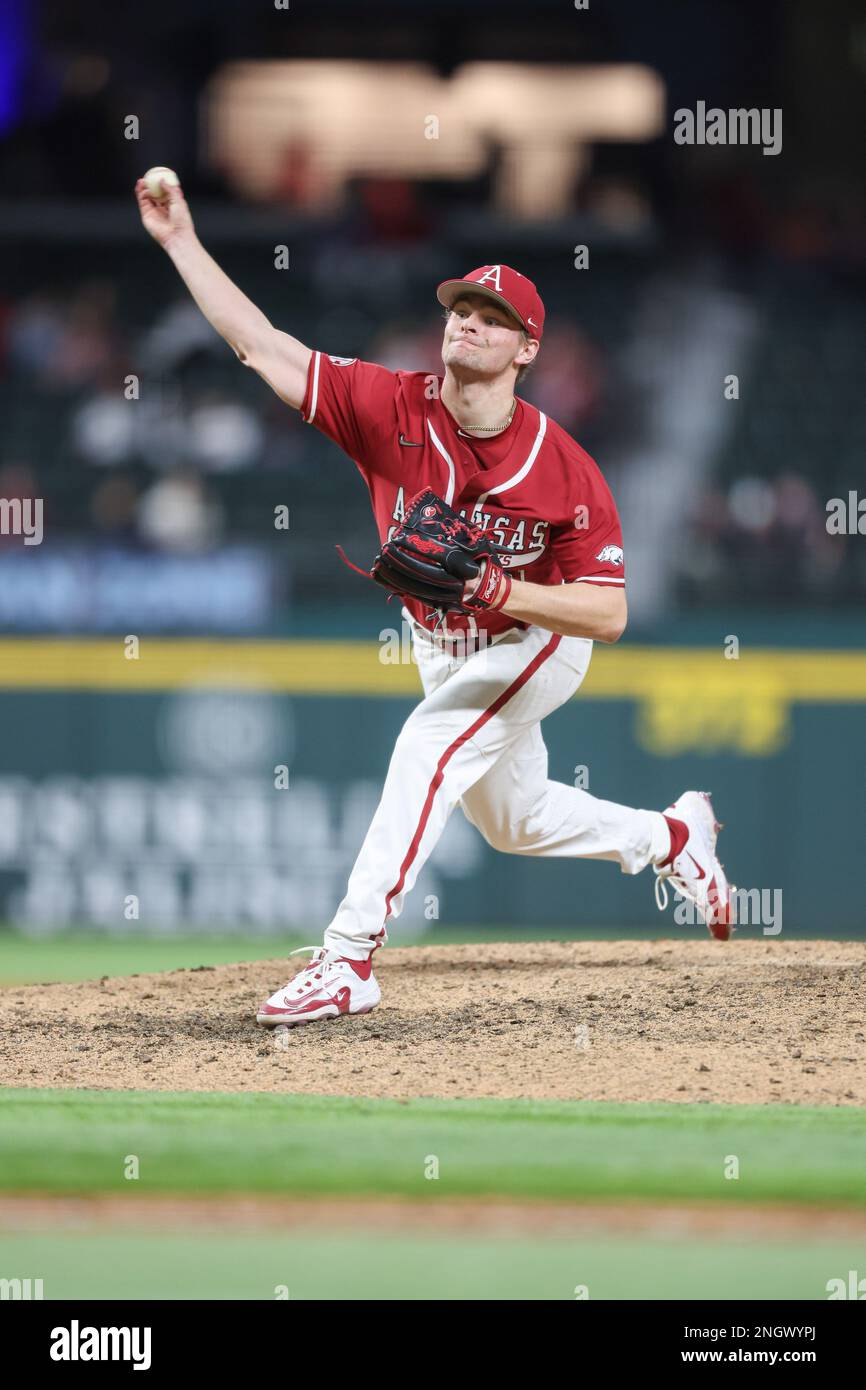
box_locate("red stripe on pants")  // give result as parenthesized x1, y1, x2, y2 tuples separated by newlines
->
(382, 631, 562, 923)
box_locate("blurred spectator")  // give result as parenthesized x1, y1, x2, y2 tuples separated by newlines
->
(681, 471, 854, 605)
(72, 388, 137, 466)
(727, 476, 776, 533)
(50, 282, 122, 389)
(521, 324, 606, 435)
(6, 293, 66, 376)
(137, 473, 223, 553)
(187, 392, 263, 472)
(368, 319, 443, 374)
(142, 301, 228, 376)
(90, 474, 140, 543)
(7, 282, 124, 390)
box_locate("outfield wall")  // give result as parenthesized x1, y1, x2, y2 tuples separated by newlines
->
(0, 638, 862, 935)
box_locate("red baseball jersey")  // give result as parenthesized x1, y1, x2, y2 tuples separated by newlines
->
(301, 352, 625, 638)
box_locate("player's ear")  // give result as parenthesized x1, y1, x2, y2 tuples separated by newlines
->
(515, 333, 539, 369)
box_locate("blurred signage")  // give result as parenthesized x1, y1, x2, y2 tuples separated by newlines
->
(0, 545, 276, 632)
(207, 61, 665, 216)
(0, 689, 478, 935)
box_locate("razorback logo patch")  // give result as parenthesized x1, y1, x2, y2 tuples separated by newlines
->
(595, 544, 624, 565)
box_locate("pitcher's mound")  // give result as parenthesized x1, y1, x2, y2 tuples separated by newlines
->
(1, 939, 864, 1105)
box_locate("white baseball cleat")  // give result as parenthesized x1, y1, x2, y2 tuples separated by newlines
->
(256, 946, 381, 1026)
(653, 790, 735, 941)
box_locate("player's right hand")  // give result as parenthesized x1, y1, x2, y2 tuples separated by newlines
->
(135, 175, 195, 250)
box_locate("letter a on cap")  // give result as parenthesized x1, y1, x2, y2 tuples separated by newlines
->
(476, 266, 503, 291)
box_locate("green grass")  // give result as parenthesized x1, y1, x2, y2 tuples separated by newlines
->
(3, 1090, 863, 1301)
(0, 933, 308, 985)
(1, 1229, 852, 1300)
(0, 927, 674, 986)
(1, 1090, 865, 1206)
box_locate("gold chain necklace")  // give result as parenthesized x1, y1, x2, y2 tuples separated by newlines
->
(460, 399, 517, 434)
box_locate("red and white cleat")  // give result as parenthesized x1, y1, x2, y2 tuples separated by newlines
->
(653, 791, 735, 941)
(256, 946, 381, 1027)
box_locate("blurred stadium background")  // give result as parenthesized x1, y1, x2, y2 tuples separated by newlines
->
(0, 0, 864, 969)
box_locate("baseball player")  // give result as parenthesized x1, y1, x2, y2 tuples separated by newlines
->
(136, 173, 734, 1028)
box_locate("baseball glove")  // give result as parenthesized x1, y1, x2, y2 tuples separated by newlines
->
(368, 489, 513, 614)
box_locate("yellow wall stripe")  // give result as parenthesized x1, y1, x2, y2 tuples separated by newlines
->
(0, 638, 864, 701)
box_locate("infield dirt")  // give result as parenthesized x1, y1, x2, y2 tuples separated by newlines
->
(1, 939, 864, 1105)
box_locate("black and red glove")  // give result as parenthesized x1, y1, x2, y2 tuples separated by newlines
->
(359, 489, 512, 614)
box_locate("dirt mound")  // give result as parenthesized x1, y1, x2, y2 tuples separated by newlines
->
(1, 939, 864, 1104)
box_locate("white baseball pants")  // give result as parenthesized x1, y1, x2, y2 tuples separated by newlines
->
(324, 619, 670, 959)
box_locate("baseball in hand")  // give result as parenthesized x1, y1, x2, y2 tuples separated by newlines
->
(143, 166, 180, 201)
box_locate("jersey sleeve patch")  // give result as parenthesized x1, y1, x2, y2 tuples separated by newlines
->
(594, 544, 623, 566)
(300, 352, 397, 467)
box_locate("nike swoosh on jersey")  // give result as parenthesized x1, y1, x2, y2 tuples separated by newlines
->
(398, 433, 424, 446)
